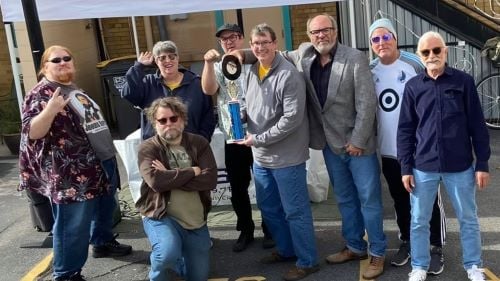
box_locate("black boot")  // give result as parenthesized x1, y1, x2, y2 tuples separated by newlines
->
(92, 238, 132, 258)
(232, 231, 254, 252)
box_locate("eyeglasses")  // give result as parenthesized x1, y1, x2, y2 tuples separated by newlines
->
(308, 27, 335, 36)
(156, 53, 177, 62)
(48, 56, 72, 64)
(219, 34, 240, 44)
(370, 33, 393, 44)
(156, 116, 179, 125)
(419, 47, 443, 57)
(250, 40, 274, 47)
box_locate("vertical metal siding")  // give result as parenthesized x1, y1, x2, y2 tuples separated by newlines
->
(339, 0, 497, 82)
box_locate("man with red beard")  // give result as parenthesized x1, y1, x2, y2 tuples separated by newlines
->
(137, 97, 217, 280)
(19, 45, 131, 281)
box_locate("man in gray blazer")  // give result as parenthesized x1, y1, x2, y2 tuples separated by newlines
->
(281, 14, 387, 280)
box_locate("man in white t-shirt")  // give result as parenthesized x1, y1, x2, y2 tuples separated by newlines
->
(368, 18, 446, 275)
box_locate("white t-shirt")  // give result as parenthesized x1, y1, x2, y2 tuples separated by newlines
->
(370, 51, 424, 158)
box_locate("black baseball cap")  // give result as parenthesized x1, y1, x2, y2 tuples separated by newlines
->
(215, 23, 243, 37)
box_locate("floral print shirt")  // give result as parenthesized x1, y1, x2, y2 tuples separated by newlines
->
(18, 78, 109, 204)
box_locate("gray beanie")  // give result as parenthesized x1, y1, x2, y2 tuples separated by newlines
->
(369, 18, 397, 40)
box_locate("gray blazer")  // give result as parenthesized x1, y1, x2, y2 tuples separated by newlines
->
(283, 42, 378, 154)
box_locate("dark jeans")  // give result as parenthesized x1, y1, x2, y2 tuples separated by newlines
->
(381, 157, 445, 246)
(225, 143, 270, 236)
(90, 157, 119, 246)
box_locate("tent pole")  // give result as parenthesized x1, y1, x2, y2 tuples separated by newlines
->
(21, 0, 44, 73)
(4, 22, 24, 115)
(348, 0, 356, 48)
(131, 16, 140, 57)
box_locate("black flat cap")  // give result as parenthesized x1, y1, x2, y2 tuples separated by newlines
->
(215, 23, 242, 37)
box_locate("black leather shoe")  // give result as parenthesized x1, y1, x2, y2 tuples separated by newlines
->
(232, 232, 254, 252)
(262, 234, 275, 249)
(54, 272, 86, 281)
(92, 239, 132, 258)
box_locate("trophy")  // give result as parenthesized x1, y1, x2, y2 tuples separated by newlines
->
(221, 55, 245, 141)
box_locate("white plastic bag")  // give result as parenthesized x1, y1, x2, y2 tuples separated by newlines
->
(306, 149, 330, 202)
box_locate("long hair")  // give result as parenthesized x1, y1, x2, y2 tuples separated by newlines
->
(37, 45, 75, 80)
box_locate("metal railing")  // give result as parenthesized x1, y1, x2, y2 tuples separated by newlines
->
(455, 0, 500, 22)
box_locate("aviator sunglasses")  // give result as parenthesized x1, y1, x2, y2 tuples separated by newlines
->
(48, 56, 72, 63)
(419, 47, 443, 57)
(370, 33, 393, 44)
(156, 116, 179, 125)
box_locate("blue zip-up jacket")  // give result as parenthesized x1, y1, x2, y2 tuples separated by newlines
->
(121, 62, 215, 140)
(397, 66, 490, 175)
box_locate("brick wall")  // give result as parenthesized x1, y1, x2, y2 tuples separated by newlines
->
(0, 10, 14, 97)
(290, 3, 338, 49)
(100, 17, 148, 59)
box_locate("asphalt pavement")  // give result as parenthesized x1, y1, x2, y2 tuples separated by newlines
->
(0, 130, 499, 281)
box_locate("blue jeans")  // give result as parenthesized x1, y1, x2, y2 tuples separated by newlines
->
(142, 216, 211, 281)
(52, 198, 98, 278)
(253, 162, 318, 268)
(322, 146, 386, 257)
(90, 157, 118, 246)
(410, 167, 482, 270)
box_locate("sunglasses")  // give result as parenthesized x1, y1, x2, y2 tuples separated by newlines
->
(419, 47, 443, 57)
(156, 53, 177, 62)
(156, 116, 179, 125)
(370, 33, 393, 44)
(48, 56, 72, 63)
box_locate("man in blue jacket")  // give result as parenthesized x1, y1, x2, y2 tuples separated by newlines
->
(398, 31, 490, 281)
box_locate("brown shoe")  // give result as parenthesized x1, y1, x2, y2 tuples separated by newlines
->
(325, 247, 368, 264)
(362, 256, 385, 280)
(283, 265, 320, 281)
(260, 251, 297, 264)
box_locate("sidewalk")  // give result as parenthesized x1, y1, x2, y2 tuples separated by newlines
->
(9, 130, 500, 281)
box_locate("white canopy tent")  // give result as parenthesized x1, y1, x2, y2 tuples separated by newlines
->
(1, 0, 340, 21)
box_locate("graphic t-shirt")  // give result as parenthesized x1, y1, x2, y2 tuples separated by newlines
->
(165, 145, 205, 229)
(59, 83, 116, 161)
(370, 51, 424, 158)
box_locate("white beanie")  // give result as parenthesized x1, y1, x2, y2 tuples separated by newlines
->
(369, 18, 397, 40)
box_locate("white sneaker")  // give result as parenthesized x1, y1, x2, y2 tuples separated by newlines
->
(408, 269, 427, 281)
(467, 265, 485, 281)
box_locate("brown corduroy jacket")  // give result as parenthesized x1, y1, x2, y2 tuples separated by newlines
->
(136, 132, 217, 220)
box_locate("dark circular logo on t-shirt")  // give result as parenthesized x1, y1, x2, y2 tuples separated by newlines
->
(379, 89, 399, 112)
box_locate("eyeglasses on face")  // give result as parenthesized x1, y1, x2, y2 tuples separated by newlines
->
(250, 40, 274, 47)
(219, 34, 240, 44)
(156, 53, 177, 62)
(419, 47, 443, 57)
(156, 116, 179, 125)
(48, 56, 72, 64)
(308, 27, 335, 36)
(371, 33, 393, 44)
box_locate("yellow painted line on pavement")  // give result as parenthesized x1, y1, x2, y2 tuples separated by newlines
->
(485, 268, 500, 281)
(21, 252, 53, 281)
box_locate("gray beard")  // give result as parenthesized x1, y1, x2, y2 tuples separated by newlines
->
(160, 129, 182, 144)
(314, 43, 334, 55)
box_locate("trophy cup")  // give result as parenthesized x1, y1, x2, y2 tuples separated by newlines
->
(221, 55, 245, 141)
